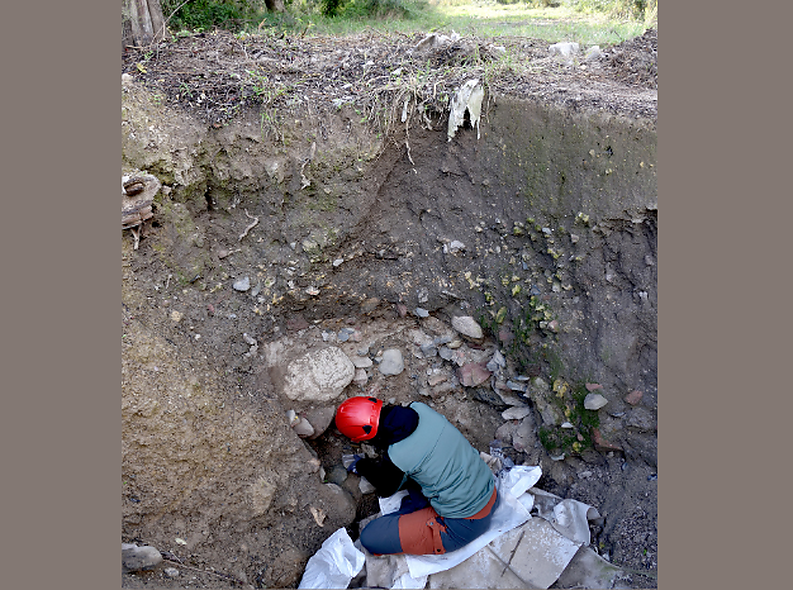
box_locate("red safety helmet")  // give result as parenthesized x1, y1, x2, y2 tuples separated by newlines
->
(335, 396, 383, 443)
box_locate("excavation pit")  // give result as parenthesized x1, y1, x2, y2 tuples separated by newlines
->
(122, 29, 657, 589)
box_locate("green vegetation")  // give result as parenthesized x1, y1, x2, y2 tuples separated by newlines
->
(538, 379, 600, 455)
(162, 0, 262, 31)
(160, 0, 656, 45)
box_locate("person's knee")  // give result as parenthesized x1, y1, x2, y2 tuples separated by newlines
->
(360, 517, 402, 555)
(359, 522, 379, 554)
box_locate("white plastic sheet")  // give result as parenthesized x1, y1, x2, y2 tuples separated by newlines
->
(447, 79, 485, 141)
(551, 498, 601, 545)
(300, 465, 605, 590)
(428, 517, 582, 589)
(297, 527, 365, 589)
(403, 466, 540, 579)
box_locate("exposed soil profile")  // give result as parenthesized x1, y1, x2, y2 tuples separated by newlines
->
(122, 27, 657, 589)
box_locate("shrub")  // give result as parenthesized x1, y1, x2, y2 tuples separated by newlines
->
(162, 0, 268, 31)
(564, 0, 655, 21)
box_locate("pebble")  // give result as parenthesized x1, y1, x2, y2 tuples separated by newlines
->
(414, 307, 430, 318)
(304, 407, 336, 439)
(420, 343, 437, 357)
(495, 421, 517, 443)
(511, 415, 536, 452)
(451, 316, 483, 339)
(122, 543, 163, 572)
(353, 368, 368, 386)
(445, 240, 466, 254)
(337, 328, 354, 342)
(427, 370, 448, 387)
(487, 350, 506, 372)
(584, 45, 603, 61)
(359, 477, 376, 494)
(502, 406, 531, 420)
(458, 362, 491, 387)
(549, 42, 580, 59)
(326, 465, 348, 486)
(351, 356, 373, 369)
(164, 567, 180, 578)
(624, 390, 643, 405)
(292, 417, 314, 438)
(584, 393, 609, 410)
(379, 349, 404, 375)
(233, 276, 251, 291)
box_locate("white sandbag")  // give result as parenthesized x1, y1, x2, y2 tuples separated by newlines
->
(297, 528, 365, 589)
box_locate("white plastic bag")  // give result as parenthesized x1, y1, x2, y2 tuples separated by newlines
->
(298, 528, 365, 589)
(498, 465, 542, 498)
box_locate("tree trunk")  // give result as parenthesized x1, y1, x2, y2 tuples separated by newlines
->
(264, 0, 285, 13)
(122, 0, 166, 50)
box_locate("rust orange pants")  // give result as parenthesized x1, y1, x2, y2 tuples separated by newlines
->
(359, 487, 498, 556)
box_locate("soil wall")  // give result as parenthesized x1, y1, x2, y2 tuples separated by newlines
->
(122, 79, 657, 587)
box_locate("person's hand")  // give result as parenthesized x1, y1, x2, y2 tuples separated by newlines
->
(342, 453, 363, 474)
(348, 455, 363, 474)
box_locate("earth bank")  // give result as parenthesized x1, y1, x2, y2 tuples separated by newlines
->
(122, 28, 657, 589)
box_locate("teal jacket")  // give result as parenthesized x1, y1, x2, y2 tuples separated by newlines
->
(387, 402, 495, 518)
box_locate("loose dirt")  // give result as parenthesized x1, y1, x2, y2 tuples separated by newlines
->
(121, 26, 657, 589)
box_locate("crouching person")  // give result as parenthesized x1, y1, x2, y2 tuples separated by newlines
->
(335, 396, 499, 556)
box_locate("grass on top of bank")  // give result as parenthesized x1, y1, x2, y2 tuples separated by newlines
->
(312, 1, 650, 46)
(165, 0, 655, 48)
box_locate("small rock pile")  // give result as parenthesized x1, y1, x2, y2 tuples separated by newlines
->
(261, 311, 627, 496)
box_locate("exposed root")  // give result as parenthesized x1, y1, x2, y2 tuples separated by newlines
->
(238, 209, 259, 242)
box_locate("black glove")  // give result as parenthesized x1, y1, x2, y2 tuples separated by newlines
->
(343, 454, 363, 474)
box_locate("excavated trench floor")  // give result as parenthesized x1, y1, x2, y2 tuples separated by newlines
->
(122, 29, 657, 589)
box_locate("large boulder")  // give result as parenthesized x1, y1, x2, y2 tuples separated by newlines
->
(277, 346, 356, 403)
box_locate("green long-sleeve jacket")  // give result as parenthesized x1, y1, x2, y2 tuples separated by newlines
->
(387, 402, 494, 518)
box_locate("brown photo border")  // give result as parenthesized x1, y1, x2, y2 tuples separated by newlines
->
(5, 1, 780, 589)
